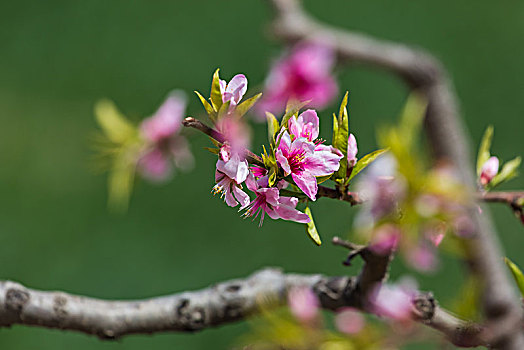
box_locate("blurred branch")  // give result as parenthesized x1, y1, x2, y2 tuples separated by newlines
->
(0, 269, 486, 347)
(265, 0, 524, 348)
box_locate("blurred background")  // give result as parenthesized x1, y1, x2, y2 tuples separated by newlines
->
(0, 0, 523, 349)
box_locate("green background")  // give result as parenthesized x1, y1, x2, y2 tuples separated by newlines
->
(0, 0, 523, 349)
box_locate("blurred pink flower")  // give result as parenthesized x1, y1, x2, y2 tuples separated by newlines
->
(257, 42, 338, 117)
(406, 243, 438, 272)
(138, 92, 193, 181)
(335, 308, 365, 335)
(347, 133, 358, 168)
(219, 74, 248, 106)
(370, 279, 417, 322)
(288, 287, 319, 323)
(369, 224, 401, 256)
(355, 155, 406, 228)
(243, 174, 310, 226)
(479, 156, 499, 186)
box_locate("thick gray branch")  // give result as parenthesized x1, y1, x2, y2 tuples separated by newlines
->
(0, 269, 485, 347)
(265, 0, 524, 348)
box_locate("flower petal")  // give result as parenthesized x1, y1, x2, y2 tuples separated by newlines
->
(292, 172, 318, 201)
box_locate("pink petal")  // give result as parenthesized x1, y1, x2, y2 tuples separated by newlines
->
(140, 91, 186, 142)
(480, 156, 499, 186)
(138, 148, 173, 182)
(225, 74, 248, 105)
(292, 171, 318, 201)
(288, 287, 319, 323)
(275, 197, 311, 223)
(347, 133, 358, 167)
(303, 146, 342, 176)
(335, 308, 365, 335)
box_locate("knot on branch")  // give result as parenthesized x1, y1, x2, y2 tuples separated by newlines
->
(412, 292, 436, 321)
(175, 298, 207, 332)
(5, 288, 30, 313)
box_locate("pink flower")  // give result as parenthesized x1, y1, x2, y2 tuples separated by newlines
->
(257, 43, 338, 117)
(355, 155, 405, 227)
(288, 287, 319, 323)
(219, 74, 248, 106)
(213, 170, 250, 209)
(215, 116, 250, 185)
(141, 92, 186, 143)
(405, 243, 438, 272)
(347, 133, 358, 168)
(276, 130, 342, 200)
(480, 156, 499, 186)
(369, 224, 401, 256)
(369, 279, 417, 322)
(243, 174, 310, 226)
(138, 92, 193, 181)
(335, 308, 365, 334)
(288, 109, 320, 142)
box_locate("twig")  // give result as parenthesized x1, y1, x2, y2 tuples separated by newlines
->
(265, 0, 524, 348)
(0, 269, 486, 347)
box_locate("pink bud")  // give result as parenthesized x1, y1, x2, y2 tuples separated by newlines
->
(347, 133, 358, 167)
(369, 224, 401, 256)
(288, 287, 319, 323)
(480, 156, 499, 186)
(370, 279, 417, 322)
(406, 243, 438, 272)
(335, 308, 365, 334)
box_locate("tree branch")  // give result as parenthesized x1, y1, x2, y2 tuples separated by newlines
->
(0, 269, 485, 347)
(264, 0, 524, 348)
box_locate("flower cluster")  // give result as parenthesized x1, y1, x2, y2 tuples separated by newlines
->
(194, 70, 387, 235)
(198, 71, 345, 226)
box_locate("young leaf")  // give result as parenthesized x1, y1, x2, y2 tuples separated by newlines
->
(217, 100, 231, 121)
(236, 93, 262, 118)
(304, 206, 321, 246)
(94, 100, 136, 144)
(280, 99, 309, 128)
(108, 149, 136, 212)
(489, 156, 521, 189)
(333, 92, 349, 180)
(266, 112, 280, 143)
(316, 175, 332, 184)
(347, 148, 389, 182)
(505, 257, 524, 297)
(194, 91, 216, 117)
(210, 68, 223, 111)
(204, 147, 220, 155)
(477, 126, 494, 177)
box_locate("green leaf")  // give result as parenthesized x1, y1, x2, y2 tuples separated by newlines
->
(304, 207, 321, 245)
(477, 126, 494, 176)
(280, 99, 308, 128)
(217, 100, 231, 121)
(210, 68, 223, 111)
(505, 257, 524, 297)
(94, 99, 136, 144)
(489, 156, 521, 189)
(266, 112, 280, 143)
(316, 175, 332, 184)
(399, 92, 427, 147)
(332, 92, 349, 180)
(194, 91, 216, 120)
(204, 147, 220, 155)
(107, 149, 136, 212)
(347, 148, 389, 182)
(236, 93, 262, 118)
